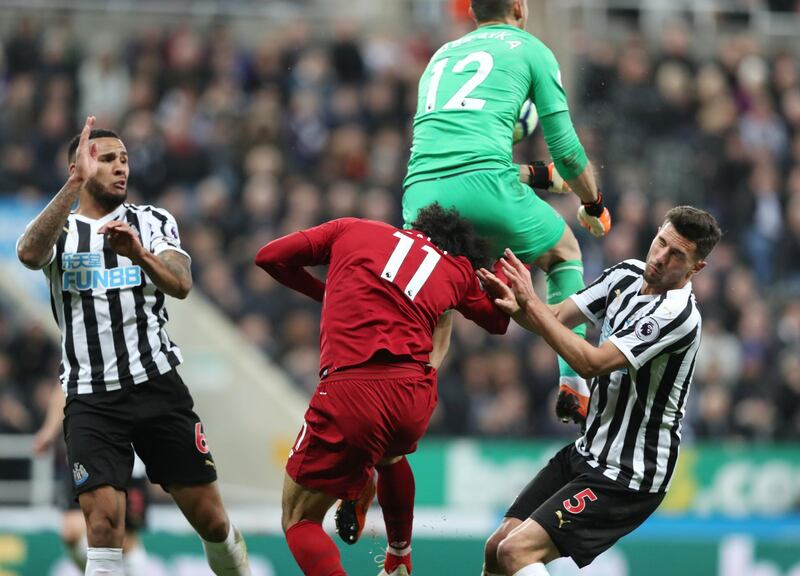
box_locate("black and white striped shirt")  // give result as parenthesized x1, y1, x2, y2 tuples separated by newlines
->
(20, 204, 186, 396)
(570, 259, 701, 493)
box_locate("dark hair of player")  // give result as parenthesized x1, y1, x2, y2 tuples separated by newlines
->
(470, 0, 514, 22)
(410, 202, 493, 271)
(663, 206, 722, 261)
(67, 129, 121, 164)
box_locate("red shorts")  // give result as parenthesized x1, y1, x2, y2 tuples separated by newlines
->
(285, 363, 437, 500)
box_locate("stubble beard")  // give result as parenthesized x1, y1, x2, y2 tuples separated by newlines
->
(86, 178, 126, 212)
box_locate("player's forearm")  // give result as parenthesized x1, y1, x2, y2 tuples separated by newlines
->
(255, 235, 326, 302)
(17, 177, 83, 268)
(261, 261, 325, 302)
(132, 250, 192, 299)
(565, 161, 600, 205)
(539, 111, 598, 203)
(520, 299, 601, 378)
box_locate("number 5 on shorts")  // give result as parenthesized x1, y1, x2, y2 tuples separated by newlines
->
(563, 488, 597, 514)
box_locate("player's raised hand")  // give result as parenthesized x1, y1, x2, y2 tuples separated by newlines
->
(498, 248, 541, 309)
(99, 220, 146, 260)
(577, 192, 612, 237)
(477, 267, 519, 315)
(71, 115, 98, 184)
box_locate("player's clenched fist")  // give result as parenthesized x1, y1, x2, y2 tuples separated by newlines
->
(577, 192, 612, 237)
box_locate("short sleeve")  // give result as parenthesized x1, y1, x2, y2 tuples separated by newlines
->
(528, 41, 569, 117)
(148, 208, 190, 261)
(609, 301, 700, 370)
(570, 266, 620, 326)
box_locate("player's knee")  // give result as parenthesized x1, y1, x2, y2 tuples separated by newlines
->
(85, 511, 123, 547)
(196, 510, 230, 543)
(497, 532, 547, 573)
(483, 530, 504, 565)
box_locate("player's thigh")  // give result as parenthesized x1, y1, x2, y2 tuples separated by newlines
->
(281, 471, 338, 531)
(63, 395, 136, 499)
(529, 473, 665, 568)
(498, 518, 561, 566)
(286, 378, 392, 501)
(382, 372, 438, 458)
(130, 371, 218, 489)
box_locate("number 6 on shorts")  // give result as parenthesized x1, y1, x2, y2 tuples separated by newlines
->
(563, 488, 597, 514)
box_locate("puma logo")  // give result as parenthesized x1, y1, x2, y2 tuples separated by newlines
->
(204, 460, 216, 469)
(555, 510, 571, 529)
(614, 288, 621, 300)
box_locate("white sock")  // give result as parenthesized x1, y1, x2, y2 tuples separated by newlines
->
(202, 524, 251, 576)
(123, 543, 149, 576)
(67, 534, 88, 570)
(387, 544, 411, 557)
(512, 563, 551, 576)
(85, 547, 123, 575)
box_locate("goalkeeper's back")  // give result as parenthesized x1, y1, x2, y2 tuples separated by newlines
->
(404, 23, 569, 188)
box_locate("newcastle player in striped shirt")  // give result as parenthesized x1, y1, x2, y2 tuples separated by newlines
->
(17, 117, 250, 576)
(476, 206, 721, 576)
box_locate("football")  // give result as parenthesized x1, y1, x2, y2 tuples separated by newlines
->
(512, 99, 539, 144)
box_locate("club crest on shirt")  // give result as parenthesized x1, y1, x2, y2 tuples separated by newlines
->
(634, 317, 660, 342)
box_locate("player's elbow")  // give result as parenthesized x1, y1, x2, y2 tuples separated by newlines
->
(173, 280, 192, 300)
(576, 356, 605, 380)
(17, 244, 46, 270)
(490, 318, 510, 335)
(254, 244, 278, 270)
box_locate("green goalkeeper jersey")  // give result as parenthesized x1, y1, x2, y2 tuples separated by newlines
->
(404, 24, 569, 188)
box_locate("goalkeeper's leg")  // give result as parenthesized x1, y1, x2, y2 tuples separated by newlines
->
(534, 226, 590, 427)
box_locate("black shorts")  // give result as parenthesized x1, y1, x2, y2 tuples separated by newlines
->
(62, 473, 150, 531)
(506, 443, 664, 568)
(63, 369, 218, 498)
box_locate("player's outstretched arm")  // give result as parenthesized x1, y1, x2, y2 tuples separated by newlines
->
(255, 232, 326, 302)
(17, 116, 97, 269)
(494, 249, 627, 378)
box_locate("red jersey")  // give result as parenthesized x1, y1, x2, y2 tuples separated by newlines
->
(255, 218, 509, 375)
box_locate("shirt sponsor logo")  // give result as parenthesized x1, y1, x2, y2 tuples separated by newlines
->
(62, 252, 142, 291)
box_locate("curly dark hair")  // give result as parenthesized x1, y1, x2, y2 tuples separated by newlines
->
(409, 203, 492, 271)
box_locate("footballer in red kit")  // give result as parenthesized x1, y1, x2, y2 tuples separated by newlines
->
(255, 203, 508, 576)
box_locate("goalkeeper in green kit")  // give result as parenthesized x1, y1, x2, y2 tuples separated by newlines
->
(403, 0, 611, 426)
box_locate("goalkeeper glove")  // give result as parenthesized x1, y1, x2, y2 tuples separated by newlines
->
(577, 191, 612, 237)
(528, 161, 571, 194)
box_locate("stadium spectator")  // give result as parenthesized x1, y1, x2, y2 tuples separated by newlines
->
(1, 13, 800, 442)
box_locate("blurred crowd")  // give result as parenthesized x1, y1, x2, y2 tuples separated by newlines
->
(1, 12, 799, 443)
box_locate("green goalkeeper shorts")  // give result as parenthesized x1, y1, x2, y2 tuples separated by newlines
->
(402, 167, 567, 263)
